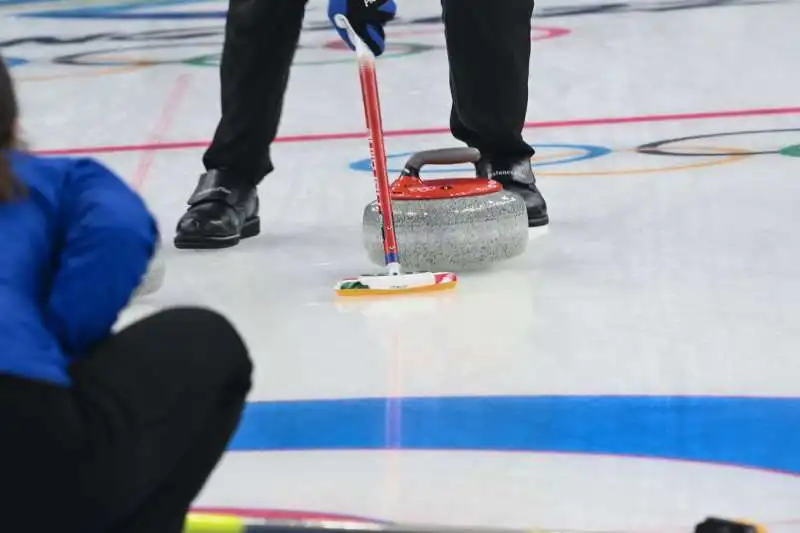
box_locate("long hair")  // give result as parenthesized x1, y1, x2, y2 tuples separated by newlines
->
(0, 53, 22, 202)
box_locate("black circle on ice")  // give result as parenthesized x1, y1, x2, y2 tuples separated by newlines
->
(636, 128, 800, 157)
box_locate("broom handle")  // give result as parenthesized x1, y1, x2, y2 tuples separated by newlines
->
(335, 15, 401, 275)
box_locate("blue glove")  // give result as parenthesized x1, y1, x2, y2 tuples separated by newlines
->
(328, 0, 397, 57)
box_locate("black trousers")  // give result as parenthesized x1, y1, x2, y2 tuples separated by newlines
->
(0, 308, 252, 533)
(203, 0, 535, 185)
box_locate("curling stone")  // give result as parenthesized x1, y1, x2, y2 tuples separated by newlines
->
(362, 147, 529, 272)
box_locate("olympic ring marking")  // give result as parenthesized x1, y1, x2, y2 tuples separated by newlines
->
(5, 56, 29, 67)
(0, 0, 101, 6)
(182, 54, 222, 68)
(324, 26, 571, 53)
(349, 145, 756, 178)
(186, 41, 433, 67)
(538, 146, 752, 177)
(344, 26, 571, 42)
(532, 27, 573, 41)
(532, 150, 587, 162)
(359, 149, 591, 171)
(780, 144, 800, 157)
(637, 128, 800, 157)
(14, 64, 147, 83)
(349, 144, 612, 174)
(42, 41, 433, 69)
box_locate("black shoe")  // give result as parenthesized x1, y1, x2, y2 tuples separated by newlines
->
(475, 157, 549, 227)
(174, 170, 260, 249)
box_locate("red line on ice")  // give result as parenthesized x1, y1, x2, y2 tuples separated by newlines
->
(35, 106, 800, 157)
(131, 73, 191, 191)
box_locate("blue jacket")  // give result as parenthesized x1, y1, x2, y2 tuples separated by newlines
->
(0, 150, 158, 385)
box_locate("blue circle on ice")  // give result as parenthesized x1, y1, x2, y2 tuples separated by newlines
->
(228, 395, 800, 475)
(4, 57, 29, 68)
(349, 144, 613, 174)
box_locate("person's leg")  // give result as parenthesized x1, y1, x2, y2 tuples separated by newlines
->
(0, 376, 86, 532)
(69, 307, 252, 533)
(441, 0, 548, 226)
(175, 0, 309, 249)
(106, 389, 246, 533)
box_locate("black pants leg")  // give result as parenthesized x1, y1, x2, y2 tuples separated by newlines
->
(0, 307, 252, 533)
(0, 376, 86, 532)
(74, 307, 253, 533)
(202, 0, 309, 185)
(442, 0, 535, 160)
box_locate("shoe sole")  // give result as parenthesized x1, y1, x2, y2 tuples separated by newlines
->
(528, 214, 549, 227)
(174, 217, 261, 250)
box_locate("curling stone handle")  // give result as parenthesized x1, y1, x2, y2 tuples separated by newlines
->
(403, 147, 482, 177)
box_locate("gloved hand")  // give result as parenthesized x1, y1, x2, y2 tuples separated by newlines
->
(328, 0, 397, 57)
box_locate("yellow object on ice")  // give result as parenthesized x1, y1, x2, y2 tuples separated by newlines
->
(735, 520, 769, 533)
(184, 513, 247, 533)
(335, 272, 458, 297)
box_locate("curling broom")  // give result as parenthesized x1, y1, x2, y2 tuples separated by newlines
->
(333, 15, 458, 297)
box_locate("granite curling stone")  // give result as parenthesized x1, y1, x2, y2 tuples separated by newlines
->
(362, 147, 529, 272)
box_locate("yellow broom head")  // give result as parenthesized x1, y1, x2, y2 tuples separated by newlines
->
(335, 272, 457, 297)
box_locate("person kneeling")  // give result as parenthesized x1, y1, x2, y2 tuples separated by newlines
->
(0, 54, 252, 533)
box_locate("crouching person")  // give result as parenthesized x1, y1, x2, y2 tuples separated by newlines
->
(0, 54, 252, 533)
